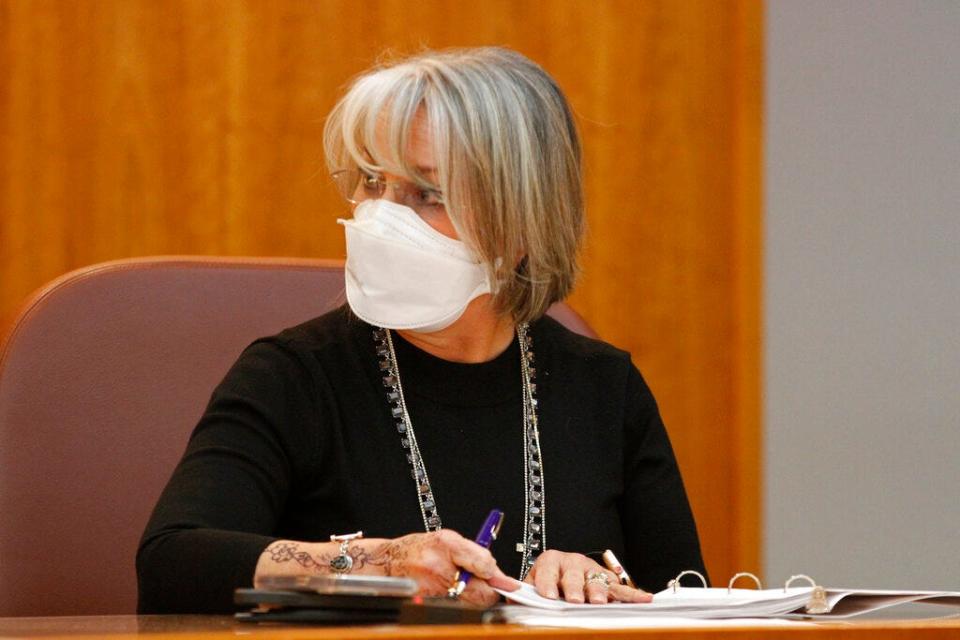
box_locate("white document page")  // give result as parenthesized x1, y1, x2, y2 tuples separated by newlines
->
(495, 582, 960, 621)
(497, 582, 814, 617)
(494, 584, 810, 628)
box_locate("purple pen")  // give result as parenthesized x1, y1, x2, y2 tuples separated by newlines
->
(447, 509, 504, 599)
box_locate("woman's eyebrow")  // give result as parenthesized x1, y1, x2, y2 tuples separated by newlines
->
(414, 167, 441, 186)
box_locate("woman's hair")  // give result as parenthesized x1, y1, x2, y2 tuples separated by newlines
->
(324, 47, 584, 323)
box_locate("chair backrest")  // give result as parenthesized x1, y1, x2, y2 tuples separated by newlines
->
(0, 256, 595, 616)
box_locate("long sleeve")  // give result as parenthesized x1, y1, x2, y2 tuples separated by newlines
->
(618, 366, 708, 592)
(136, 339, 321, 613)
(136, 309, 709, 611)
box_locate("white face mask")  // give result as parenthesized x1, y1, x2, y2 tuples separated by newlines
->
(337, 199, 492, 332)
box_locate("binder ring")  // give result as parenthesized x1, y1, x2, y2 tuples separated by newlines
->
(784, 575, 829, 614)
(784, 574, 816, 592)
(668, 570, 708, 592)
(727, 572, 762, 593)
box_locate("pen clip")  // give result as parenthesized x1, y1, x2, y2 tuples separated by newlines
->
(490, 513, 503, 539)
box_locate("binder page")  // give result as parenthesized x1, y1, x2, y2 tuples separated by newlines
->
(496, 606, 810, 629)
(496, 582, 960, 620)
(795, 590, 960, 619)
(497, 582, 815, 618)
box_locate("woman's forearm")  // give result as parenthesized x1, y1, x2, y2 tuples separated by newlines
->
(253, 531, 511, 607)
(253, 537, 399, 584)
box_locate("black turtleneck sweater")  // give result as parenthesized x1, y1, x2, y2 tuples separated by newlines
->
(137, 306, 705, 613)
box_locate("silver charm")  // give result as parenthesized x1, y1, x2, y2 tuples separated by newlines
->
(329, 531, 363, 575)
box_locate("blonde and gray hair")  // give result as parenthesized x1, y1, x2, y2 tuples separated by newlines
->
(324, 47, 584, 323)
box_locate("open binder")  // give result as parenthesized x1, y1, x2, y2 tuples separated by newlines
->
(497, 570, 960, 621)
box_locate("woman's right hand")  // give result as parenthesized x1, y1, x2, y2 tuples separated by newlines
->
(363, 530, 518, 605)
(255, 529, 518, 607)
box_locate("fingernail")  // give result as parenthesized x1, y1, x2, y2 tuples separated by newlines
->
(545, 587, 559, 599)
(568, 595, 584, 604)
(590, 594, 606, 604)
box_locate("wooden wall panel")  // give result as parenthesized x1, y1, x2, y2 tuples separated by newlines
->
(0, 0, 762, 584)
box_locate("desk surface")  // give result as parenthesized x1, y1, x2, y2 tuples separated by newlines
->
(1, 616, 959, 640)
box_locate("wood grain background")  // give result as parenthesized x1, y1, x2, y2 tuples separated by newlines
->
(0, 0, 762, 584)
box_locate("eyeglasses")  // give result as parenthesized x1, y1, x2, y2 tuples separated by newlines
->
(330, 169, 445, 212)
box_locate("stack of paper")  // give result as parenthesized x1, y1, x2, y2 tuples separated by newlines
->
(494, 582, 960, 627)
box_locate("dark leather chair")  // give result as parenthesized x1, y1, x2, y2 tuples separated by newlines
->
(0, 256, 594, 616)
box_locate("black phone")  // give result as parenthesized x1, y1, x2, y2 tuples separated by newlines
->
(234, 586, 408, 625)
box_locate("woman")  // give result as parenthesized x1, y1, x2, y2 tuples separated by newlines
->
(137, 47, 706, 613)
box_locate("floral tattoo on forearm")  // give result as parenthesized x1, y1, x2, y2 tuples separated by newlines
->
(262, 535, 428, 576)
(265, 542, 333, 572)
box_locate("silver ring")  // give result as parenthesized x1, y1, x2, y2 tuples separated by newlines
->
(586, 571, 611, 588)
(668, 569, 708, 592)
(728, 572, 763, 593)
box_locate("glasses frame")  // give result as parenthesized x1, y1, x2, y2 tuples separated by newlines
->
(330, 169, 445, 209)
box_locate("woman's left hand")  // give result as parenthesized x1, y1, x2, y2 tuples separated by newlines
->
(524, 549, 652, 604)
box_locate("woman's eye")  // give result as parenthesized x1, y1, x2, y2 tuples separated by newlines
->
(415, 189, 444, 207)
(360, 173, 382, 195)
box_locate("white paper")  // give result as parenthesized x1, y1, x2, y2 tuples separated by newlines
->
(494, 581, 960, 623)
(497, 582, 814, 617)
(497, 607, 810, 629)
